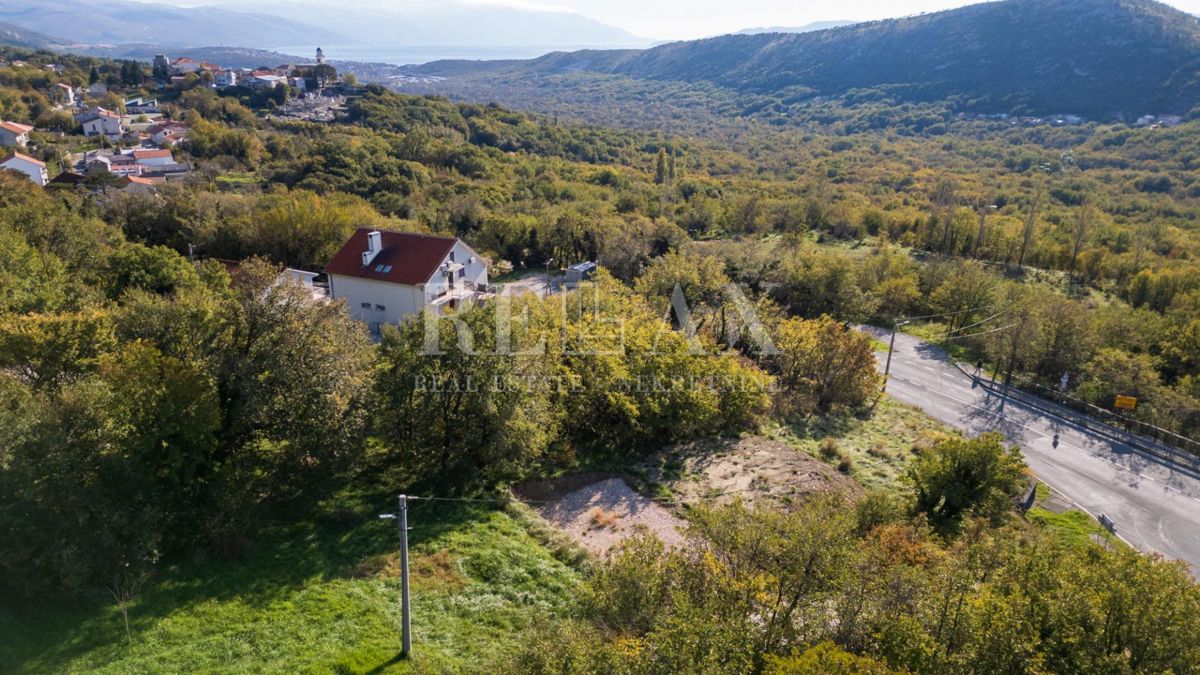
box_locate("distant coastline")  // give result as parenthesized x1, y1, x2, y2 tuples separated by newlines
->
(273, 43, 638, 67)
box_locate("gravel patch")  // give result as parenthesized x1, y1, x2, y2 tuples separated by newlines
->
(534, 477, 686, 556)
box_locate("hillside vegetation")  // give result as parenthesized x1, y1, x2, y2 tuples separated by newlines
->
(2, 42, 1200, 673)
(407, 0, 1200, 117)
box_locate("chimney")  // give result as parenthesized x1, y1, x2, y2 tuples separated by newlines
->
(362, 230, 382, 266)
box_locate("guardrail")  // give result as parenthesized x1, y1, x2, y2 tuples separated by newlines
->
(966, 369, 1200, 476)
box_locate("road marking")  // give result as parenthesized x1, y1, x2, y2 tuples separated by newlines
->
(1036, 475, 1138, 550)
(889, 373, 1194, 496)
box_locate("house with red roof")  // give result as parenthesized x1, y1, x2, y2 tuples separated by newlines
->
(0, 151, 48, 186)
(325, 229, 489, 333)
(0, 121, 33, 147)
(132, 148, 174, 167)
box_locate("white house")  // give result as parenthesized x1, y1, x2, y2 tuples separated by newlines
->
(248, 74, 283, 89)
(131, 148, 174, 167)
(215, 69, 238, 88)
(55, 83, 75, 106)
(81, 109, 123, 139)
(0, 151, 48, 186)
(325, 229, 489, 334)
(86, 82, 108, 97)
(146, 121, 188, 146)
(0, 121, 33, 147)
(86, 152, 140, 177)
(171, 57, 202, 74)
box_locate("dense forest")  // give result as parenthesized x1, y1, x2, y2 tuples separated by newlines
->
(2, 41, 1200, 672)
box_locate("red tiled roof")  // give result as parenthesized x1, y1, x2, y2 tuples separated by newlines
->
(122, 175, 163, 185)
(325, 228, 457, 286)
(0, 121, 33, 134)
(1, 151, 46, 168)
(133, 149, 172, 159)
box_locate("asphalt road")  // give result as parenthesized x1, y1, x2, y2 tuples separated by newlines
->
(866, 327, 1200, 575)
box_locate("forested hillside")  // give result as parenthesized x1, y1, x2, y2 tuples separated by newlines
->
(406, 0, 1200, 116)
(2, 41, 1200, 672)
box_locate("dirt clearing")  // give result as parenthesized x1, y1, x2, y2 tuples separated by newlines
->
(530, 477, 686, 556)
(640, 435, 864, 508)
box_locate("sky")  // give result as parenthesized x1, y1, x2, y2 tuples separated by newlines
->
(146, 0, 1200, 41)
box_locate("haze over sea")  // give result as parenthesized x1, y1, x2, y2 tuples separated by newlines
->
(274, 43, 615, 65)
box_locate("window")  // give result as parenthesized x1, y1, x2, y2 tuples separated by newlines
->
(375, 304, 386, 311)
(360, 302, 371, 309)
(458, 268, 465, 279)
(448, 252, 455, 262)
(382, 265, 392, 273)
(374, 264, 384, 272)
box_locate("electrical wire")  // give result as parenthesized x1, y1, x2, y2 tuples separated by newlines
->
(403, 483, 823, 509)
(900, 303, 996, 322)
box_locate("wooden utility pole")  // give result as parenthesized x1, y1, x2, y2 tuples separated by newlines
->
(882, 317, 906, 392)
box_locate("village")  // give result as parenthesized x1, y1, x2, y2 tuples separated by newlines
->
(0, 47, 345, 191)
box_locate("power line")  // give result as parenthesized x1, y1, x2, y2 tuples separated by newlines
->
(948, 305, 1010, 334)
(928, 322, 1017, 341)
(410, 483, 829, 509)
(901, 303, 996, 322)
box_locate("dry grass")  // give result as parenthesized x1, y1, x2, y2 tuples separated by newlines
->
(767, 396, 956, 490)
(588, 507, 621, 531)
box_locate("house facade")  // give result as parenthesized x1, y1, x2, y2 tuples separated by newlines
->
(325, 229, 489, 334)
(1, 152, 48, 186)
(80, 109, 123, 139)
(0, 121, 33, 147)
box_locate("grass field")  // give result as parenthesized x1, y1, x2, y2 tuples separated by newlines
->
(0, 497, 583, 674)
(764, 396, 955, 490)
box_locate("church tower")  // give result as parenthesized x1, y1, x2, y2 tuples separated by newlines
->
(316, 47, 325, 65)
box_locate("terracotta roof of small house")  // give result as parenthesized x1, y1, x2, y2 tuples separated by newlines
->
(325, 228, 458, 286)
(0, 121, 34, 134)
(121, 175, 163, 186)
(133, 149, 172, 159)
(1, 151, 46, 168)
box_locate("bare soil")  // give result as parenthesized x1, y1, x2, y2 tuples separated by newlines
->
(640, 435, 864, 508)
(531, 477, 686, 556)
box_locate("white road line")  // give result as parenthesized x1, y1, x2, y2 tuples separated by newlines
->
(892, 372, 1199, 500)
(1036, 475, 1137, 550)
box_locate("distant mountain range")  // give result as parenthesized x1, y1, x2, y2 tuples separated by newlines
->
(0, 19, 60, 49)
(240, 1, 649, 49)
(733, 21, 854, 35)
(0, 0, 344, 48)
(0, 0, 649, 56)
(404, 0, 1200, 116)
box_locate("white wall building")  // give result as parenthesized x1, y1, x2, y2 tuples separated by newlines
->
(81, 110, 123, 139)
(0, 151, 48, 186)
(325, 229, 489, 335)
(0, 121, 33, 147)
(131, 149, 174, 167)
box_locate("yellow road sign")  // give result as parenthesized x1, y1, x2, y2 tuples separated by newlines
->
(1114, 395, 1138, 411)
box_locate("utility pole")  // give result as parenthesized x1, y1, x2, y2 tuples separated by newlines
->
(379, 495, 413, 656)
(882, 317, 907, 392)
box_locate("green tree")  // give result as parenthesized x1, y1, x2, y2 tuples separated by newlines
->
(376, 303, 558, 487)
(906, 433, 1026, 531)
(771, 315, 880, 412)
